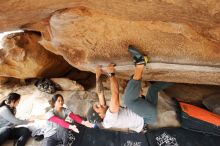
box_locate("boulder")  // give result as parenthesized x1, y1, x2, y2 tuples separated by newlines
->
(0, 31, 72, 79)
(0, 77, 9, 84)
(149, 91, 180, 129)
(51, 78, 84, 91)
(203, 93, 220, 115)
(164, 83, 220, 104)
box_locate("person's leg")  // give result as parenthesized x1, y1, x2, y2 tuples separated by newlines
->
(122, 65, 144, 105)
(0, 127, 12, 145)
(56, 126, 70, 145)
(145, 82, 174, 106)
(10, 127, 31, 146)
(125, 45, 159, 122)
(42, 134, 59, 146)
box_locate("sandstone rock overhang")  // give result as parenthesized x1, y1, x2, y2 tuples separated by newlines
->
(0, 1, 220, 84)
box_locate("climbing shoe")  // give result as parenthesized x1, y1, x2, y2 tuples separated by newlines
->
(128, 45, 148, 65)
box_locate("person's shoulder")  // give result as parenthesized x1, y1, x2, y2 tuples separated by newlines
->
(47, 108, 54, 113)
(0, 105, 7, 109)
(46, 108, 54, 115)
(103, 108, 118, 128)
(0, 105, 9, 111)
(105, 108, 119, 117)
(0, 106, 11, 116)
(45, 109, 55, 119)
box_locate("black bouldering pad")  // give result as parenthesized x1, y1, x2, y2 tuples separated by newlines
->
(71, 126, 149, 146)
(69, 126, 220, 146)
(146, 127, 220, 146)
(119, 132, 148, 146)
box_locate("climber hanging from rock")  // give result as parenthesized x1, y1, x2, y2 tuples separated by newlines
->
(87, 45, 174, 133)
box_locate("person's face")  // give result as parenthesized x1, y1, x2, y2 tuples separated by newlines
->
(55, 96, 64, 108)
(93, 104, 107, 119)
(10, 99, 20, 108)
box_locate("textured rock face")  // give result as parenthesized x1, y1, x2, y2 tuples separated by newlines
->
(1, 0, 220, 32)
(0, 31, 72, 79)
(164, 83, 220, 104)
(0, 77, 9, 84)
(45, 7, 220, 66)
(0, 1, 220, 84)
(51, 78, 85, 91)
(39, 7, 220, 85)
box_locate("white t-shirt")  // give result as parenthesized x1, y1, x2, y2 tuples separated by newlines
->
(103, 107, 144, 133)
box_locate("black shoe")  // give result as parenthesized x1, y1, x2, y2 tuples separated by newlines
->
(128, 45, 148, 65)
(34, 135, 44, 141)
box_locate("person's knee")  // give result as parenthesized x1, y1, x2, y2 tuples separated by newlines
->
(122, 94, 137, 106)
(22, 127, 31, 134)
(63, 128, 69, 136)
(61, 129, 70, 145)
(0, 127, 11, 137)
(57, 126, 69, 139)
(0, 127, 11, 132)
(57, 126, 68, 133)
(19, 127, 31, 137)
(0, 127, 11, 143)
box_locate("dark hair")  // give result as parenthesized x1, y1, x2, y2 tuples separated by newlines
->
(49, 94, 64, 108)
(0, 92, 21, 115)
(87, 106, 103, 124)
